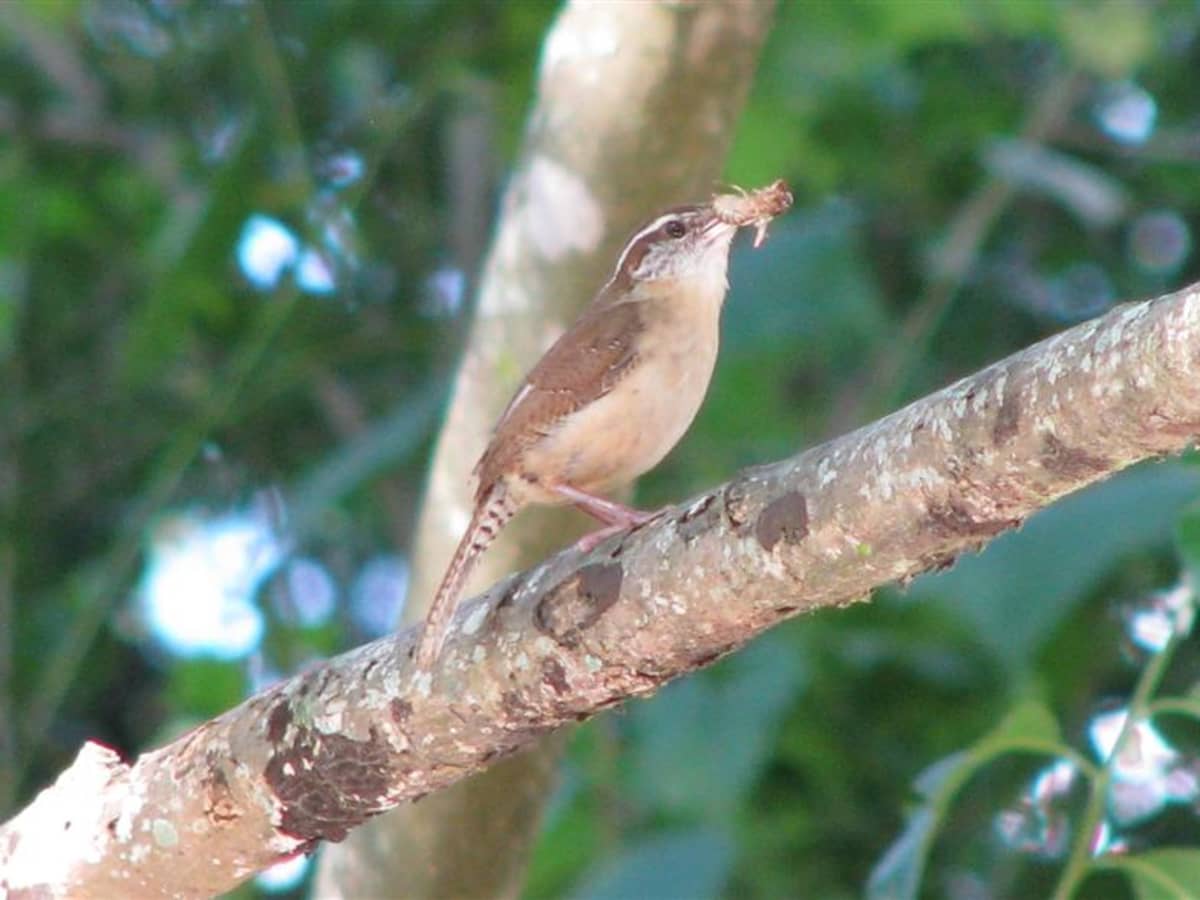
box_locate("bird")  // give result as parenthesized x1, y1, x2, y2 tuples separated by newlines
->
(414, 180, 793, 670)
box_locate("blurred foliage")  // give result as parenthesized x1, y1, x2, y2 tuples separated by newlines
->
(4, 0, 1200, 898)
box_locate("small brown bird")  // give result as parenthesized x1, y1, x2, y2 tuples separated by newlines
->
(415, 180, 793, 669)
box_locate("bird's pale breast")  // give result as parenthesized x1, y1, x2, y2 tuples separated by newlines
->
(518, 289, 722, 498)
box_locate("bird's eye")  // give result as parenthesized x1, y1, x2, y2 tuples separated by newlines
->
(664, 219, 687, 239)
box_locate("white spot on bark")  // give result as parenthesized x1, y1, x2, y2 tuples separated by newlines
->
(152, 819, 178, 848)
(462, 603, 489, 636)
(539, 9, 621, 81)
(524, 156, 604, 261)
(818, 456, 838, 486)
(414, 672, 432, 698)
(875, 470, 895, 501)
(761, 556, 788, 579)
(316, 710, 344, 734)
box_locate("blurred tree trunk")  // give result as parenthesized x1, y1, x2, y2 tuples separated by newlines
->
(313, 1, 776, 896)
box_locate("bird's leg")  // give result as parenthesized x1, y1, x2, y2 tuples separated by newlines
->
(550, 483, 666, 553)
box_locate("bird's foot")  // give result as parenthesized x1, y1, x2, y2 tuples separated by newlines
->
(549, 484, 666, 553)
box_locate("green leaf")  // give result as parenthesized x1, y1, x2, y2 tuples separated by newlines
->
(569, 830, 733, 900)
(868, 700, 1073, 900)
(1150, 695, 1200, 725)
(867, 805, 938, 900)
(973, 698, 1064, 754)
(1106, 848, 1200, 900)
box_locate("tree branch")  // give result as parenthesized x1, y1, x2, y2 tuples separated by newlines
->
(4, 280, 1199, 897)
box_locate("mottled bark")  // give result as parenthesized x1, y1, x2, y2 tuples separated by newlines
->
(315, 0, 778, 897)
(5, 282, 1200, 898)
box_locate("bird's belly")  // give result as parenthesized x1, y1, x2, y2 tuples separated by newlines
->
(524, 334, 718, 495)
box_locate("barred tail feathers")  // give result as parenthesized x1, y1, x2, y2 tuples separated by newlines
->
(414, 486, 515, 669)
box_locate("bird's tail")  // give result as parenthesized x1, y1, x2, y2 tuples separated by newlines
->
(413, 484, 516, 670)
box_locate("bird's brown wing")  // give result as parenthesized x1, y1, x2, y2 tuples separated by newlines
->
(474, 300, 644, 497)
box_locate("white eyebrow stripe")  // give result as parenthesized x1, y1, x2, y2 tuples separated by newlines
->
(609, 212, 681, 278)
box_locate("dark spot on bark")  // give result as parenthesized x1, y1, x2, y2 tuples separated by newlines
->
(632, 659, 673, 680)
(925, 500, 1018, 539)
(755, 491, 809, 551)
(478, 746, 518, 767)
(535, 562, 623, 647)
(581, 563, 622, 604)
(775, 605, 798, 615)
(389, 699, 412, 725)
(264, 724, 396, 844)
(920, 550, 961, 573)
(267, 701, 292, 743)
(363, 659, 378, 679)
(993, 378, 1021, 446)
(679, 493, 714, 523)
(677, 493, 717, 542)
(478, 746, 507, 766)
(202, 765, 241, 826)
(495, 579, 521, 611)
(293, 838, 321, 857)
(500, 690, 524, 717)
(541, 657, 570, 695)
(1147, 407, 1200, 441)
(689, 643, 738, 669)
(723, 476, 754, 528)
(1040, 432, 1109, 479)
